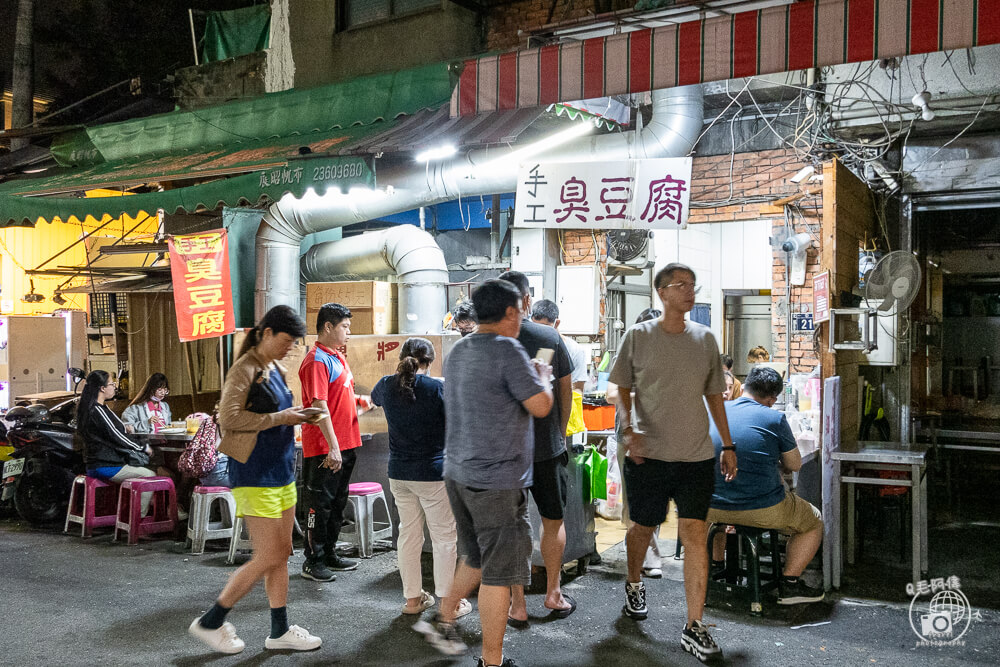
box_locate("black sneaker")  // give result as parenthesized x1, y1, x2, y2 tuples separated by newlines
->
(682, 620, 722, 662)
(622, 581, 648, 620)
(778, 579, 825, 605)
(325, 554, 358, 571)
(476, 658, 519, 667)
(412, 613, 467, 656)
(301, 561, 336, 582)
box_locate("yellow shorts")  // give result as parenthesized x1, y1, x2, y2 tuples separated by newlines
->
(232, 482, 297, 519)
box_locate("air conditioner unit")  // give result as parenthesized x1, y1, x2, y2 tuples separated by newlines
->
(607, 230, 655, 269)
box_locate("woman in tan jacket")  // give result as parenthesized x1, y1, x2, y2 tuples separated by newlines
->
(188, 305, 318, 654)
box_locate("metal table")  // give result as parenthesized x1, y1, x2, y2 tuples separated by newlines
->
(830, 441, 928, 585)
(919, 427, 1000, 453)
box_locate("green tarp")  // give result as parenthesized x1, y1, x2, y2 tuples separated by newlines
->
(0, 155, 374, 225)
(0, 62, 456, 227)
(201, 5, 271, 64)
(51, 62, 454, 167)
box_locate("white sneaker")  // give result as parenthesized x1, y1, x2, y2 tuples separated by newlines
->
(188, 618, 245, 654)
(264, 624, 322, 651)
(454, 598, 473, 619)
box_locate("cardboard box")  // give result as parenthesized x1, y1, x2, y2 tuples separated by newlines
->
(305, 306, 395, 336)
(305, 281, 398, 335)
(236, 331, 457, 435)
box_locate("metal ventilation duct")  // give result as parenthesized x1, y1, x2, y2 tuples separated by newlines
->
(255, 84, 705, 323)
(300, 225, 448, 334)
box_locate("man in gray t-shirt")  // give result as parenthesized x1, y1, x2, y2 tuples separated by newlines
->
(608, 263, 737, 663)
(426, 279, 552, 667)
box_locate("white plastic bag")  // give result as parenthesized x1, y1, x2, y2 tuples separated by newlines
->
(597, 435, 623, 520)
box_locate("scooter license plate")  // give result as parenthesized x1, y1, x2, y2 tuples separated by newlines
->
(2, 458, 24, 478)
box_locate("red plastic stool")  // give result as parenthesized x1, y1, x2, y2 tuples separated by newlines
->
(113, 476, 178, 545)
(64, 475, 120, 537)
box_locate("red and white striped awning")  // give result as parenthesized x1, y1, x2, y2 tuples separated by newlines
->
(452, 0, 1000, 116)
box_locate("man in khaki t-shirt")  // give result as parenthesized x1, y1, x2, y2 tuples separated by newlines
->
(609, 262, 738, 663)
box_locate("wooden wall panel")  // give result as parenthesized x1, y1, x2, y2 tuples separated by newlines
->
(820, 158, 877, 450)
(126, 293, 221, 415)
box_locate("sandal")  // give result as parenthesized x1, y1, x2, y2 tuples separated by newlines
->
(402, 590, 435, 615)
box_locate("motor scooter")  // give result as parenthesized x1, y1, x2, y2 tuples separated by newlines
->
(1, 369, 87, 525)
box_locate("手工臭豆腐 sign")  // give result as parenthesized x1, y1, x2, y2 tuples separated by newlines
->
(513, 158, 693, 230)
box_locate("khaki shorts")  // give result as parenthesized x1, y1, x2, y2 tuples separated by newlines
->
(706, 492, 822, 535)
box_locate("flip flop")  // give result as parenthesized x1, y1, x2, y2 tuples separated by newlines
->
(546, 594, 577, 619)
(507, 616, 529, 629)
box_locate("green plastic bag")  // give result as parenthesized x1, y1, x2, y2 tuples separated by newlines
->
(578, 446, 608, 503)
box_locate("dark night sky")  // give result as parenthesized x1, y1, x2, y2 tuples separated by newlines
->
(0, 0, 262, 123)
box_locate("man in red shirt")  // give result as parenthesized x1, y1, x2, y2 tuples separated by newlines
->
(299, 303, 369, 582)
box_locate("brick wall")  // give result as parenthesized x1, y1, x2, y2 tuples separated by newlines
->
(486, 1, 631, 51)
(690, 148, 823, 374)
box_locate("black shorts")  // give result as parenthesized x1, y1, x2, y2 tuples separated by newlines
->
(623, 457, 715, 526)
(530, 451, 569, 521)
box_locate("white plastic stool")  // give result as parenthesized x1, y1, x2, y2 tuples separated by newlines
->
(342, 482, 392, 558)
(187, 486, 236, 555)
(227, 516, 254, 564)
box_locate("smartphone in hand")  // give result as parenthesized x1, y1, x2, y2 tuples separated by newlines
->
(301, 407, 326, 424)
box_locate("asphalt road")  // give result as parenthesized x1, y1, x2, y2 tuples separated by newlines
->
(0, 519, 996, 666)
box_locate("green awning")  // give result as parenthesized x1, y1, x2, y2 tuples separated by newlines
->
(0, 62, 455, 227)
(52, 62, 453, 167)
(0, 154, 374, 226)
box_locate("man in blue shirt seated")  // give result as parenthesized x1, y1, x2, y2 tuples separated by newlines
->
(707, 367, 824, 605)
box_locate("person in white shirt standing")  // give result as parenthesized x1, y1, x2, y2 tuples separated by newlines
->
(530, 299, 588, 392)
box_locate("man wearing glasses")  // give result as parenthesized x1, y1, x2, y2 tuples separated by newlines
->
(608, 262, 737, 663)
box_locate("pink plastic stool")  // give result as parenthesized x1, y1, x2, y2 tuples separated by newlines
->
(344, 482, 390, 558)
(64, 475, 119, 537)
(348, 482, 383, 496)
(113, 476, 178, 545)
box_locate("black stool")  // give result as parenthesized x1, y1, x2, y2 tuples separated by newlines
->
(706, 524, 783, 615)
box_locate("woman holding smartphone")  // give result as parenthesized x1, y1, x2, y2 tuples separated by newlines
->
(187, 305, 318, 655)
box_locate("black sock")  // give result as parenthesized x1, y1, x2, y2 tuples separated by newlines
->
(198, 602, 232, 630)
(782, 575, 799, 584)
(270, 606, 289, 639)
(711, 559, 726, 568)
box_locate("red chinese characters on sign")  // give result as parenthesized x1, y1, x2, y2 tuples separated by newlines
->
(813, 271, 830, 324)
(167, 230, 236, 342)
(639, 175, 687, 224)
(376, 341, 400, 361)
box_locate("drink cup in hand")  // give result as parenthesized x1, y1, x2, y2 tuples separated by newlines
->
(531, 357, 553, 381)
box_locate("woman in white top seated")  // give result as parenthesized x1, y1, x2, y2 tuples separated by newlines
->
(122, 373, 172, 433)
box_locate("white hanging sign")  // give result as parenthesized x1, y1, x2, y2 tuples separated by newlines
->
(513, 157, 693, 230)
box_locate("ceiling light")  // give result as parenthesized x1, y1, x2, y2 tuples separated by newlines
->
(472, 121, 595, 175)
(52, 293, 67, 305)
(912, 91, 935, 121)
(415, 144, 457, 163)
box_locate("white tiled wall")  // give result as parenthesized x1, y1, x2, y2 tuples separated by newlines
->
(652, 219, 773, 343)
